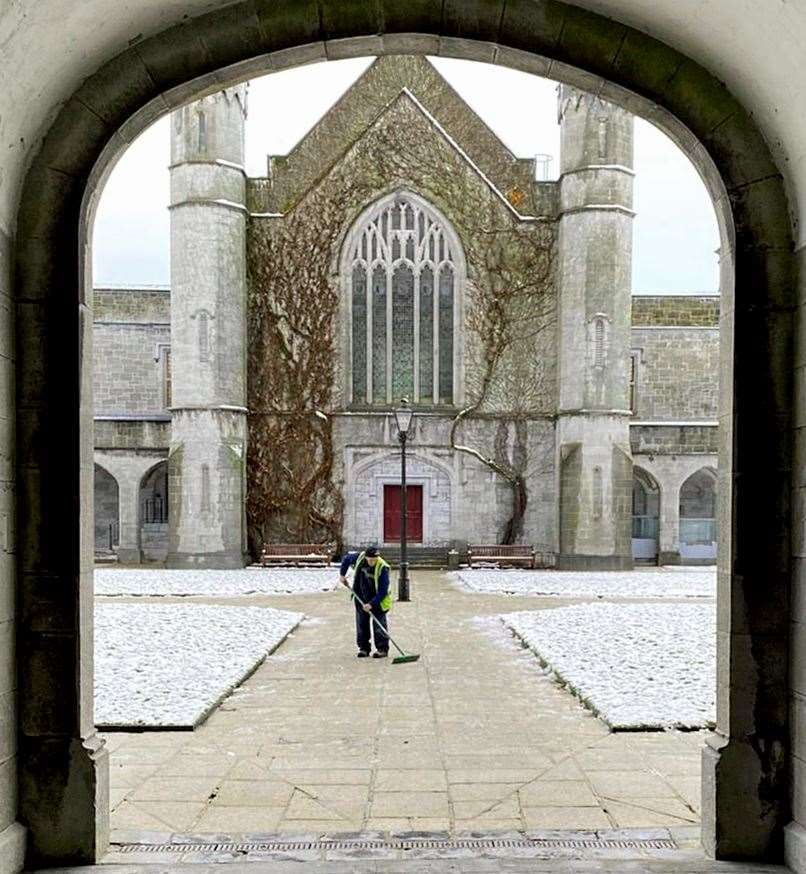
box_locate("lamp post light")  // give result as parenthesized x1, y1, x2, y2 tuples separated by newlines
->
(393, 398, 414, 602)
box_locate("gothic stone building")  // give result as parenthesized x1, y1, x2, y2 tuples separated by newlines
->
(93, 56, 719, 570)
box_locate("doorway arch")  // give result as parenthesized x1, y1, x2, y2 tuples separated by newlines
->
(138, 460, 169, 563)
(631, 466, 660, 564)
(93, 464, 119, 556)
(14, 2, 794, 866)
(679, 467, 718, 563)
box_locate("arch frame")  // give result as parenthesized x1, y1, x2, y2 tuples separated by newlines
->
(92, 463, 120, 555)
(631, 464, 661, 564)
(12, 2, 794, 867)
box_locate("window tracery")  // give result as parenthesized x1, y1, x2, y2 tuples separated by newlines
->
(346, 194, 460, 406)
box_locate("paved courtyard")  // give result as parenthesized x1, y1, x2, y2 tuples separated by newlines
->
(103, 571, 703, 839)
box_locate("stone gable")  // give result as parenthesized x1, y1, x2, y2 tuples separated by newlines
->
(248, 88, 558, 417)
(247, 55, 545, 217)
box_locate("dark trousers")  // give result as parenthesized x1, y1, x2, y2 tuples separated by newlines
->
(355, 601, 389, 653)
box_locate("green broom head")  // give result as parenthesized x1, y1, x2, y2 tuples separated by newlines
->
(392, 653, 420, 665)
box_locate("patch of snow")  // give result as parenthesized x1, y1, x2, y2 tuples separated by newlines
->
(501, 602, 715, 729)
(95, 567, 338, 597)
(452, 568, 715, 599)
(95, 603, 303, 728)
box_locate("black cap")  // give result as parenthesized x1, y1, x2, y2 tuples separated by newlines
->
(365, 545, 379, 557)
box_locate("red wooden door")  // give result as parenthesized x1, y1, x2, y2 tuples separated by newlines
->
(383, 485, 423, 543)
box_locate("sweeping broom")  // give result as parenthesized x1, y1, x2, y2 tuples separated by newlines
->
(348, 589, 420, 665)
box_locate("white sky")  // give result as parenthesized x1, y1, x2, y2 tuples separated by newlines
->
(93, 56, 720, 294)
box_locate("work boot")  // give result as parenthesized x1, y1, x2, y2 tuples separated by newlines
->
(357, 650, 370, 658)
(372, 651, 388, 659)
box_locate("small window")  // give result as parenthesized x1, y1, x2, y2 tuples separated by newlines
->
(201, 464, 211, 513)
(198, 311, 210, 362)
(197, 111, 207, 153)
(592, 466, 603, 520)
(629, 350, 640, 413)
(158, 345, 172, 409)
(594, 318, 606, 368)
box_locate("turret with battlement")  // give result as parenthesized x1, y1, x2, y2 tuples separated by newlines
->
(555, 85, 635, 569)
(166, 86, 249, 567)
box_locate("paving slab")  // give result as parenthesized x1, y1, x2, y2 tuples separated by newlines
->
(103, 572, 706, 839)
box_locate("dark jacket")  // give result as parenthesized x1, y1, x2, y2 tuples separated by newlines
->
(340, 551, 390, 608)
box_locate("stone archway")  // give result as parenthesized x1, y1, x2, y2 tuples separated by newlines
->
(93, 464, 119, 556)
(138, 460, 169, 563)
(631, 466, 660, 564)
(13, 2, 794, 867)
(680, 467, 718, 564)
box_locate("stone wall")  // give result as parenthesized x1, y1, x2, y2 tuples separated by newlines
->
(337, 413, 556, 550)
(248, 56, 548, 218)
(93, 289, 170, 417)
(631, 327, 719, 422)
(631, 295, 719, 326)
(93, 419, 170, 451)
(630, 424, 719, 455)
(93, 287, 170, 323)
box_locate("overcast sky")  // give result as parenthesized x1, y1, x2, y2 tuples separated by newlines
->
(93, 56, 720, 295)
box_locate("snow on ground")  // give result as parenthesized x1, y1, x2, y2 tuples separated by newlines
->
(95, 603, 303, 727)
(501, 602, 715, 729)
(453, 568, 715, 599)
(94, 567, 338, 597)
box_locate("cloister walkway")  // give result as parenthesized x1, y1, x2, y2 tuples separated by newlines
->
(103, 571, 704, 843)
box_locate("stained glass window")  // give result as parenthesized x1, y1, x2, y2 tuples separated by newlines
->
(372, 265, 386, 402)
(392, 265, 414, 400)
(352, 265, 367, 402)
(419, 267, 434, 403)
(346, 194, 460, 406)
(439, 266, 454, 403)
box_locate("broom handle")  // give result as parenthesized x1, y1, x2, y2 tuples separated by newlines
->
(349, 588, 407, 656)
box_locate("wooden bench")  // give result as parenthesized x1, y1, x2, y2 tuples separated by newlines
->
(260, 543, 334, 567)
(467, 544, 536, 569)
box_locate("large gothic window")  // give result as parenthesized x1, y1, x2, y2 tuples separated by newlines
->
(345, 194, 461, 406)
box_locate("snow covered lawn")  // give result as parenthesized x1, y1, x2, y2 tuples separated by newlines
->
(95, 603, 303, 728)
(454, 568, 715, 599)
(95, 567, 338, 597)
(501, 602, 715, 729)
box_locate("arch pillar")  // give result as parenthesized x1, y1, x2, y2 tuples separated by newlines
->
(114, 478, 141, 564)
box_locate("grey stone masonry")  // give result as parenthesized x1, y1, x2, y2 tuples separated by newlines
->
(166, 86, 248, 567)
(556, 86, 634, 570)
(631, 327, 719, 422)
(93, 287, 171, 417)
(632, 295, 720, 327)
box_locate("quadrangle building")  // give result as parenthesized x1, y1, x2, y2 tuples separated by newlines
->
(93, 56, 719, 570)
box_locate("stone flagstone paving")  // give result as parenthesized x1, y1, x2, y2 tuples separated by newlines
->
(103, 572, 704, 838)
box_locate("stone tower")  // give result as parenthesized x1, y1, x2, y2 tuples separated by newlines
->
(166, 86, 249, 567)
(556, 85, 635, 569)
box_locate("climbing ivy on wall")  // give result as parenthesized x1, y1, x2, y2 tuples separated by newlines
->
(246, 199, 351, 555)
(246, 95, 556, 554)
(450, 201, 556, 544)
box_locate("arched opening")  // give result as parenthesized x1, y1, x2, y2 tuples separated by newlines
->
(631, 467, 660, 564)
(12, 3, 795, 868)
(342, 190, 466, 408)
(679, 468, 718, 563)
(93, 464, 119, 557)
(138, 461, 169, 563)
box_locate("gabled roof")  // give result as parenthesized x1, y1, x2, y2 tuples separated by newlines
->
(253, 55, 541, 216)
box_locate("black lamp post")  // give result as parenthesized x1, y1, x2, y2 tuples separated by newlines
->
(393, 398, 414, 602)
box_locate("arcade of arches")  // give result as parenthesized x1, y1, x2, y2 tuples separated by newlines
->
(2, 1, 805, 872)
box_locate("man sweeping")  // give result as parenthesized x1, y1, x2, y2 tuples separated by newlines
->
(340, 545, 391, 658)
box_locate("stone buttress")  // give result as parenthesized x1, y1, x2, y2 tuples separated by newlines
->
(167, 86, 249, 567)
(556, 86, 635, 570)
